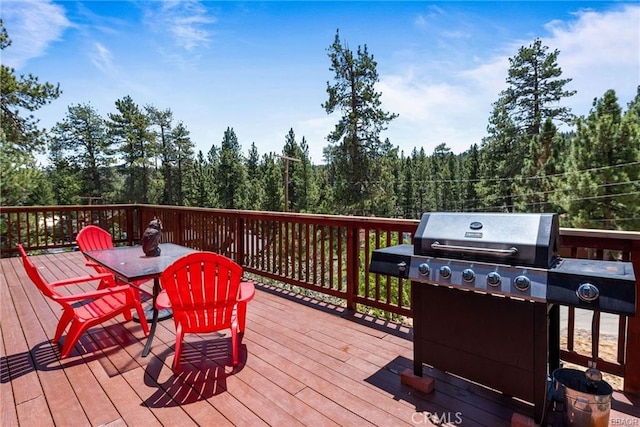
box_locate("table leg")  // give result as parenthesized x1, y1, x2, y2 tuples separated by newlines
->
(142, 278, 161, 357)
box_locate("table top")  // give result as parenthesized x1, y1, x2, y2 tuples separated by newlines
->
(83, 243, 195, 282)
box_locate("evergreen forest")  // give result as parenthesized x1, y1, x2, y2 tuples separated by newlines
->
(2, 23, 639, 231)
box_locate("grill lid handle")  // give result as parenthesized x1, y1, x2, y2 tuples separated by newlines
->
(430, 241, 518, 257)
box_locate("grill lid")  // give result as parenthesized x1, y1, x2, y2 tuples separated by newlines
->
(413, 212, 560, 268)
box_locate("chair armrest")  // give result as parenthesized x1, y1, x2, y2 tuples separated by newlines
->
(238, 281, 255, 303)
(49, 272, 115, 288)
(55, 285, 133, 302)
(155, 289, 171, 309)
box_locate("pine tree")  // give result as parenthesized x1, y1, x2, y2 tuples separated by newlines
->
(171, 122, 195, 206)
(461, 144, 480, 212)
(520, 119, 566, 213)
(503, 38, 576, 136)
(186, 150, 216, 208)
(369, 137, 399, 217)
(216, 127, 249, 209)
(146, 106, 175, 205)
(246, 142, 261, 181)
(431, 143, 456, 211)
(1, 21, 60, 206)
(281, 129, 303, 212)
(261, 153, 283, 212)
(478, 38, 574, 212)
(245, 142, 265, 210)
(413, 147, 434, 215)
(322, 29, 398, 215)
(49, 103, 114, 203)
(558, 90, 640, 230)
(107, 96, 154, 203)
(314, 165, 334, 214)
(477, 97, 523, 212)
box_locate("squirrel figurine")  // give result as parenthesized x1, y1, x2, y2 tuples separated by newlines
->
(142, 218, 162, 256)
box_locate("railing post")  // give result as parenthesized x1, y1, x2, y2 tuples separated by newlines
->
(624, 239, 640, 395)
(345, 225, 360, 311)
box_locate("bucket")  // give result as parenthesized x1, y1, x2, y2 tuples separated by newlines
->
(553, 368, 613, 427)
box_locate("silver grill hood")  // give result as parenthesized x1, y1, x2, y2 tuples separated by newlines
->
(413, 212, 560, 268)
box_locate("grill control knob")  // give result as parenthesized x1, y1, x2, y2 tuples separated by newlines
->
(439, 265, 452, 279)
(577, 283, 599, 302)
(418, 263, 430, 276)
(462, 268, 475, 283)
(514, 275, 531, 292)
(487, 272, 501, 287)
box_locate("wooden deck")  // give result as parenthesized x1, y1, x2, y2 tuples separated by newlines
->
(1, 251, 638, 427)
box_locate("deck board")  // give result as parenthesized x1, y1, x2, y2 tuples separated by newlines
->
(0, 298, 20, 427)
(2, 250, 639, 426)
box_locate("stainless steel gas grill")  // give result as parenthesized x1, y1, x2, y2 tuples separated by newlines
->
(369, 212, 636, 422)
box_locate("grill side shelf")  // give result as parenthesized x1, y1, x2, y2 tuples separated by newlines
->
(369, 244, 413, 279)
(547, 258, 636, 315)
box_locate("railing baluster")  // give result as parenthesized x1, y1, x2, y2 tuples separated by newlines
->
(567, 306, 575, 352)
(618, 316, 627, 364)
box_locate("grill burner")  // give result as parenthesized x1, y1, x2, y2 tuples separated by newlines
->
(369, 212, 636, 422)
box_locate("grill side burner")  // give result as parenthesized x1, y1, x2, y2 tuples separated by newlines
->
(368, 212, 636, 423)
(548, 258, 636, 315)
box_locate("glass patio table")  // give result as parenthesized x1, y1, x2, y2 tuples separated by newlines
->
(83, 243, 195, 357)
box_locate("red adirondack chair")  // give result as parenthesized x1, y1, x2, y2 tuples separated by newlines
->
(76, 225, 120, 289)
(76, 225, 149, 290)
(18, 244, 149, 359)
(158, 251, 255, 372)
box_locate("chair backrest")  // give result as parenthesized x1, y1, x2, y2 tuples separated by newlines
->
(17, 244, 59, 300)
(159, 252, 243, 334)
(76, 225, 114, 251)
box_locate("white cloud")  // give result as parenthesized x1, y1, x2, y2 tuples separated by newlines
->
(377, 61, 503, 154)
(545, 5, 640, 110)
(1, 0, 71, 69)
(91, 42, 114, 74)
(144, 0, 216, 53)
(374, 4, 640, 155)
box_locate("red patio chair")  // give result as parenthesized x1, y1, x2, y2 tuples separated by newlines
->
(158, 251, 255, 372)
(17, 244, 149, 359)
(76, 225, 149, 290)
(76, 225, 120, 289)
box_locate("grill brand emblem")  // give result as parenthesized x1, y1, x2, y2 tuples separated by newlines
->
(469, 221, 483, 230)
(466, 222, 483, 238)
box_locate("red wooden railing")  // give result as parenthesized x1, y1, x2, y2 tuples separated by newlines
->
(2, 204, 639, 394)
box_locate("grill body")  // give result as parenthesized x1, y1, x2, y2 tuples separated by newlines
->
(412, 284, 553, 418)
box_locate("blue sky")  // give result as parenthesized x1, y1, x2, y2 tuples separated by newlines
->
(2, 1, 639, 164)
